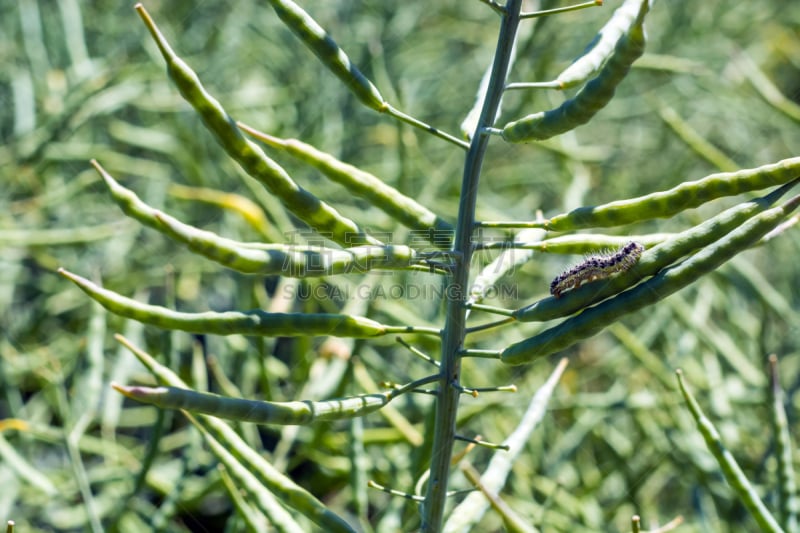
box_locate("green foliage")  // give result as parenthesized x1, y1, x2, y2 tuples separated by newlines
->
(2, 1, 799, 532)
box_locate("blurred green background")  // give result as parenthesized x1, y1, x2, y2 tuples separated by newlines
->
(2, 0, 799, 531)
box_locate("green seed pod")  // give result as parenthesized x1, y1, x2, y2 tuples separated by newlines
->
(115, 384, 392, 425)
(530, 233, 670, 255)
(472, 232, 671, 255)
(191, 414, 355, 533)
(556, 0, 650, 89)
(515, 180, 799, 322)
(502, 0, 649, 142)
(112, 335, 355, 533)
(92, 159, 165, 234)
(59, 268, 389, 338)
(239, 125, 453, 246)
(542, 157, 800, 231)
(95, 160, 418, 276)
(676, 371, 786, 533)
(134, 5, 377, 248)
(502, 193, 800, 364)
(266, 0, 386, 112)
(154, 208, 418, 276)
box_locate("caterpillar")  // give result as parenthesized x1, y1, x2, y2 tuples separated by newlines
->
(502, 0, 649, 143)
(550, 241, 644, 297)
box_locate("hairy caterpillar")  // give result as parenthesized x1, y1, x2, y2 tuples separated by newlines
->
(550, 241, 644, 297)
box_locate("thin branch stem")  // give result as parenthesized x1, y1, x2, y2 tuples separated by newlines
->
(384, 104, 470, 150)
(465, 302, 515, 317)
(454, 435, 510, 451)
(464, 317, 516, 334)
(396, 337, 441, 367)
(475, 219, 547, 229)
(388, 375, 441, 400)
(460, 349, 503, 359)
(458, 384, 517, 395)
(384, 325, 442, 336)
(367, 480, 425, 502)
(520, 0, 603, 20)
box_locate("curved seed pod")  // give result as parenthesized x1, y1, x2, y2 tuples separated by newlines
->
(95, 160, 418, 276)
(115, 384, 392, 425)
(266, 0, 467, 149)
(473, 233, 671, 254)
(59, 268, 390, 338)
(154, 210, 418, 276)
(541, 157, 800, 231)
(265, 0, 386, 112)
(767, 357, 799, 531)
(0, 223, 123, 246)
(515, 180, 799, 322)
(190, 414, 355, 533)
(677, 371, 785, 533)
(195, 422, 311, 533)
(496, 232, 670, 254)
(134, 5, 378, 248)
(555, 0, 649, 89)
(114, 335, 355, 533)
(239, 124, 453, 246)
(93, 159, 166, 234)
(502, 193, 800, 364)
(502, 0, 649, 142)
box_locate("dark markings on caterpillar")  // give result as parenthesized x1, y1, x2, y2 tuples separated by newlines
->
(550, 241, 644, 297)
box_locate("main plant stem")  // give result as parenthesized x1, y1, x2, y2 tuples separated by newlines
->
(421, 3, 523, 531)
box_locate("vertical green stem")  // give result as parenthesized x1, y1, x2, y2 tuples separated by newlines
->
(421, 3, 522, 531)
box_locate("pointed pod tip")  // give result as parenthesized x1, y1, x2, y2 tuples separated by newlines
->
(89, 160, 116, 187)
(237, 122, 284, 147)
(57, 268, 82, 282)
(134, 3, 175, 60)
(57, 267, 75, 280)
